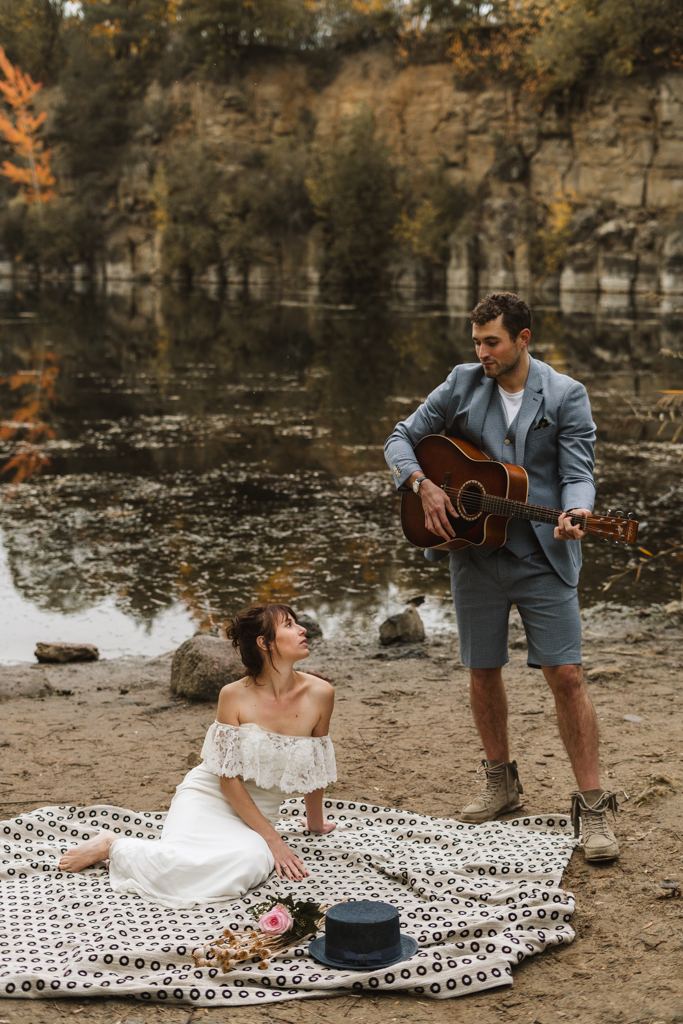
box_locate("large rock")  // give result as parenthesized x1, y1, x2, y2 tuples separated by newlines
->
(171, 635, 244, 702)
(379, 606, 425, 646)
(35, 642, 99, 664)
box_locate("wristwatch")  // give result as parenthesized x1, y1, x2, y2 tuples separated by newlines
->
(412, 475, 427, 494)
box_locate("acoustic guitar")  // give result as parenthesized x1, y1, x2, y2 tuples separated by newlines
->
(401, 435, 639, 552)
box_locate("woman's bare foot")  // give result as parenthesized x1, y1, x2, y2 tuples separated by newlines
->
(59, 833, 115, 872)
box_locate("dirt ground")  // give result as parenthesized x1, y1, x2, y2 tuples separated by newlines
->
(1, 606, 683, 1024)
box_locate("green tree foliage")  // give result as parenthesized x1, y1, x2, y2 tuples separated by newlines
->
(153, 143, 223, 278)
(178, 0, 401, 72)
(0, 197, 100, 264)
(178, 0, 315, 70)
(307, 107, 401, 289)
(80, 0, 175, 66)
(526, 0, 683, 93)
(410, 0, 683, 92)
(396, 166, 474, 264)
(218, 132, 315, 272)
(0, 0, 67, 83)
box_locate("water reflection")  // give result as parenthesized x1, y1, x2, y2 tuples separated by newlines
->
(0, 285, 682, 663)
(0, 347, 58, 484)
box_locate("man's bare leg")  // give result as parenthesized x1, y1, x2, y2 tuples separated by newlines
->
(461, 667, 521, 822)
(542, 664, 600, 791)
(469, 667, 510, 762)
(59, 832, 116, 873)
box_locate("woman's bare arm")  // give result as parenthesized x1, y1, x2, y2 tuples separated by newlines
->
(303, 682, 336, 833)
(310, 679, 335, 736)
(303, 788, 336, 834)
(219, 776, 308, 881)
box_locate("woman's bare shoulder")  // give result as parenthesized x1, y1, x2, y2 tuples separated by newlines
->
(298, 670, 334, 690)
(216, 677, 250, 724)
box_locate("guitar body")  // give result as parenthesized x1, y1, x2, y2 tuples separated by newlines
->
(400, 435, 529, 552)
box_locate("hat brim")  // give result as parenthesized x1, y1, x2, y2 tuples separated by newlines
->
(308, 934, 418, 971)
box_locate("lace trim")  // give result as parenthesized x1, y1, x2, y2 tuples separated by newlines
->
(200, 721, 337, 794)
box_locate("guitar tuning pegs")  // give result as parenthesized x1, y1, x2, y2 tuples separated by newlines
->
(614, 540, 620, 546)
(615, 509, 624, 518)
(606, 508, 613, 516)
(627, 512, 636, 519)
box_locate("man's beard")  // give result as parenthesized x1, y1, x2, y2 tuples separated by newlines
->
(480, 349, 522, 379)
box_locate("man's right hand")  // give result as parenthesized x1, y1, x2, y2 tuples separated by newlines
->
(408, 473, 458, 541)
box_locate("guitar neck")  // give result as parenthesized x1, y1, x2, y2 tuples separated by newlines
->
(475, 494, 638, 543)
(495, 497, 576, 528)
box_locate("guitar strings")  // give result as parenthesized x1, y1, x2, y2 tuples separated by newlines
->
(438, 486, 634, 533)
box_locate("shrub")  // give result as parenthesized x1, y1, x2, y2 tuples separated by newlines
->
(0, 197, 100, 265)
(531, 196, 573, 278)
(306, 106, 401, 290)
(396, 167, 475, 265)
(218, 132, 315, 273)
(152, 143, 223, 277)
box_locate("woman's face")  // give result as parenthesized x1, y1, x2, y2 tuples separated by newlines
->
(271, 614, 309, 664)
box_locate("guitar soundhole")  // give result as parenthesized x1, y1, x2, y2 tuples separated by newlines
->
(457, 479, 486, 521)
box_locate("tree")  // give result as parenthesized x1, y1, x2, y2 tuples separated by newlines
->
(81, 0, 176, 63)
(178, 0, 315, 69)
(307, 106, 401, 289)
(526, 0, 683, 93)
(0, 0, 67, 83)
(0, 45, 55, 204)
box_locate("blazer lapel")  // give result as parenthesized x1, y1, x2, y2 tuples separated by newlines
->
(514, 357, 544, 466)
(466, 375, 495, 451)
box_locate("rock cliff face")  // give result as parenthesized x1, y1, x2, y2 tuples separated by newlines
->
(5, 51, 683, 297)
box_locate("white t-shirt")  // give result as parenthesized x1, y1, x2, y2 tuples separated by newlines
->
(498, 384, 525, 427)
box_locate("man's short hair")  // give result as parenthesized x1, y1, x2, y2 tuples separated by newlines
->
(470, 293, 531, 341)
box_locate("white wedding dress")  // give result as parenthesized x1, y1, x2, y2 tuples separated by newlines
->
(107, 722, 337, 908)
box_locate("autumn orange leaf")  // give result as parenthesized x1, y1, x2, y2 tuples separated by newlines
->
(0, 45, 56, 204)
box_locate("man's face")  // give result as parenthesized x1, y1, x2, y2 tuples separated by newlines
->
(472, 315, 529, 379)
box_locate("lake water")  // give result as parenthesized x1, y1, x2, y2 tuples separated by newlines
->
(1, 284, 682, 663)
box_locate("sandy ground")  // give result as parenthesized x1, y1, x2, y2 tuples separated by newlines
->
(1, 608, 683, 1024)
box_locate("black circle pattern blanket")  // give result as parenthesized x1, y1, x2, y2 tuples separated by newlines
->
(0, 799, 577, 1004)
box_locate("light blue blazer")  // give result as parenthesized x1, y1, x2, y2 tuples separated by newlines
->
(384, 356, 596, 588)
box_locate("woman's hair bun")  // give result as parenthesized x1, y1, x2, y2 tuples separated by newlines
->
(225, 604, 297, 679)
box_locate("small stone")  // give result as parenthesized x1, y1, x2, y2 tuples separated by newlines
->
(662, 600, 683, 618)
(295, 613, 323, 640)
(379, 606, 425, 646)
(623, 714, 643, 723)
(35, 642, 99, 664)
(586, 665, 624, 682)
(170, 635, 244, 702)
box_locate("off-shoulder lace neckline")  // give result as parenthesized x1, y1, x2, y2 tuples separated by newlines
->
(213, 720, 328, 742)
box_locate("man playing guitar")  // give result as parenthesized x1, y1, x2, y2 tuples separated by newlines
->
(385, 292, 621, 861)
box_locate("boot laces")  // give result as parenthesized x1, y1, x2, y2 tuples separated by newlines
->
(570, 790, 626, 839)
(477, 759, 523, 796)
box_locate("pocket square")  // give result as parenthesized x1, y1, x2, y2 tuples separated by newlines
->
(532, 416, 550, 431)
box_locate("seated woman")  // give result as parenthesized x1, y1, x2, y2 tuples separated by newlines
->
(59, 604, 337, 907)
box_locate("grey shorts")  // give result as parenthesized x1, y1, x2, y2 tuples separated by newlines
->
(449, 547, 582, 669)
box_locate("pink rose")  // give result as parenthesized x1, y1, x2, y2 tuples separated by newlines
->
(258, 904, 294, 936)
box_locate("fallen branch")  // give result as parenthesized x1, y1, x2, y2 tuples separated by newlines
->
(601, 543, 682, 592)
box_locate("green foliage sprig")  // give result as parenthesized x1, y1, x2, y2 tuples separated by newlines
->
(247, 893, 324, 942)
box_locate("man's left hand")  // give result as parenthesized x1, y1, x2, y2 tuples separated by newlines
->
(555, 508, 590, 541)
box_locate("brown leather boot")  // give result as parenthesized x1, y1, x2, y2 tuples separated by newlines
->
(460, 759, 524, 824)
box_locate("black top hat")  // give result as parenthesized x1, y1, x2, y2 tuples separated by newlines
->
(309, 900, 418, 971)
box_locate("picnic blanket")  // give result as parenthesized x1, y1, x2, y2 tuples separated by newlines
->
(0, 797, 577, 1005)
